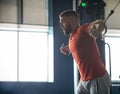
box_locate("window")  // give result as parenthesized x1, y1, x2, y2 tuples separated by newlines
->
(105, 29, 120, 82)
(0, 0, 54, 82)
(0, 23, 54, 82)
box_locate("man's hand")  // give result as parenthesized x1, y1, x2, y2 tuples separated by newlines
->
(60, 43, 70, 55)
(89, 19, 106, 39)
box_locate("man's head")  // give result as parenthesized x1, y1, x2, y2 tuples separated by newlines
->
(59, 10, 79, 35)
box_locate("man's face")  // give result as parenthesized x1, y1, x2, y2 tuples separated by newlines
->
(59, 16, 71, 35)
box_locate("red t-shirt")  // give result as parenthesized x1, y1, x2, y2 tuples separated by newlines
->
(69, 23, 107, 81)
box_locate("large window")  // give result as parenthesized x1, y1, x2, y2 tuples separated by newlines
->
(0, 0, 54, 82)
(0, 23, 53, 82)
(105, 29, 120, 82)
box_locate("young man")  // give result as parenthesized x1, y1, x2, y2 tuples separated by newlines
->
(59, 10, 111, 94)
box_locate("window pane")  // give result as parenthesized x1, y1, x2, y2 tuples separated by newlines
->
(0, 0, 17, 23)
(23, 0, 48, 25)
(19, 32, 48, 81)
(0, 31, 17, 81)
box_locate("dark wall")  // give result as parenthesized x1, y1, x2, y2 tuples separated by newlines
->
(0, 0, 74, 94)
(52, 0, 74, 93)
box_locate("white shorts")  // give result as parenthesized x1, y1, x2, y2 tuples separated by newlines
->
(77, 73, 111, 94)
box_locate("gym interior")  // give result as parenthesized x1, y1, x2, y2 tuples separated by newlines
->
(0, 0, 120, 94)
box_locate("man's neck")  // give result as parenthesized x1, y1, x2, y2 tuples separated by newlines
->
(71, 25, 79, 34)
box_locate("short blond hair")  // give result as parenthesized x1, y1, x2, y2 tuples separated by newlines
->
(59, 10, 79, 19)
